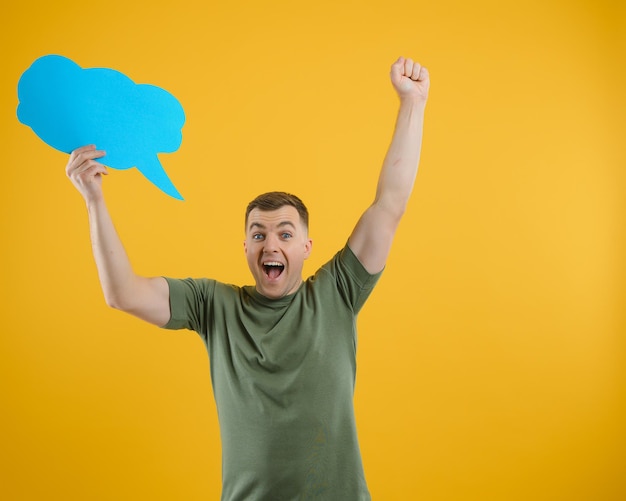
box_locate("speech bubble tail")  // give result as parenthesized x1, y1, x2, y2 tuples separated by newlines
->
(138, 157, 184, 200)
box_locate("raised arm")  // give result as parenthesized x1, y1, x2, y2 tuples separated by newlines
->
(66, 145, 171, 327)
(348, 56, 430, 274)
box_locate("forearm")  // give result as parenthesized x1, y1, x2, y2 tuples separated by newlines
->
(374, 97, 426, 218)
(67, 145, 170, 325)
(347, 57, 428, 274)
(86, 196, 138, 309)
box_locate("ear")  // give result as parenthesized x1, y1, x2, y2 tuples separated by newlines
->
(243, 240, 247, 254)
(304, 238, 313, 259)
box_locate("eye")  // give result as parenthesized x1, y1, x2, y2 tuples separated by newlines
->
(281, 232, 293, 239)
(252, 233, 264, 241)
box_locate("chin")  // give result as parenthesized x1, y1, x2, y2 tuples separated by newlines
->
(256, 281, 293, 299)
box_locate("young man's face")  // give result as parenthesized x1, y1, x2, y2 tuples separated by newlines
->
(244, 206, 312, 299)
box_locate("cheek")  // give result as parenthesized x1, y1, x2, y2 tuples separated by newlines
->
(243, 239, 256, 256)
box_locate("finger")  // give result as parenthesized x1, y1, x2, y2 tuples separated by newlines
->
(67, 148, 106, 174)
(69, 145, 105, 164)
(411, 62, 422, 81)
(72, 144, 96, 155)
(68, 144, 96, 165)
(89, 164, 109, 176)
(73, 162, 109, 181)
(404, 58, 414, 78)
(74, 158, 106, 176)
(67, 154, 107, 180)
(77, 148, 106, 163)
(418, 66, 429, 82)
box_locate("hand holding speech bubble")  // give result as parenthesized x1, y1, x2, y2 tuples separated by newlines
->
(17, 55, 185, 200)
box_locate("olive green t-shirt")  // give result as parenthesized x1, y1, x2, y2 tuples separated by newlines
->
(163, 245, 381, 500)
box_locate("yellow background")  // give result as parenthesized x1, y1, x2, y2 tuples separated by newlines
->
(1, 0, 624, 499)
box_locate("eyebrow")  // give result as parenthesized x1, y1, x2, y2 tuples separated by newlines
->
(248, 221, 297, 232)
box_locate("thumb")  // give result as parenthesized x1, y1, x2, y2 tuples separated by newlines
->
(390, 56, 405, 80)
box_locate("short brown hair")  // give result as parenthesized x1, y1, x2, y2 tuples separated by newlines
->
(245, 191, 309, 230)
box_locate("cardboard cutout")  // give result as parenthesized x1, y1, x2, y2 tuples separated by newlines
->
(17, 55, 185, 200)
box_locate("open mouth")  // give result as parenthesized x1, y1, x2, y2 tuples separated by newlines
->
(263, 262, 285, 279)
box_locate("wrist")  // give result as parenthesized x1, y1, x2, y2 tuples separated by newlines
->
(85, 192, 106, 212)
(399, 95, 427, 109)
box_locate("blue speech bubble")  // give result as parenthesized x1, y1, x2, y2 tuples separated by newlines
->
(17, 55, 185, 200)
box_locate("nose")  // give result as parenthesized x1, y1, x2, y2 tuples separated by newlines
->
(263, 233, 280, 252)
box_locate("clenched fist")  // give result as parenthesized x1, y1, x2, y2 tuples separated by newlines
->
(390, 57, 430, 103)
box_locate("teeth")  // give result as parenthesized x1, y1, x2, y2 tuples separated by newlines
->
(264, 261, 284, 267)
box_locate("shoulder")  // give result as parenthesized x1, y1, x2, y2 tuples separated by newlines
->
(315, 244, 383, 286)
(304, 244, 382, 311)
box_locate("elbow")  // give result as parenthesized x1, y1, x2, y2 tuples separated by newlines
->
(104, 295, 121, 310)
(103, 292, 128, 311)
(378, 198, 408, 224)
(101, 277, 139, 312)
(390, 203, 408, 222)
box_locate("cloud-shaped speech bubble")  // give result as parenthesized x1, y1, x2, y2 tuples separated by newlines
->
(17, 55, 185, 200)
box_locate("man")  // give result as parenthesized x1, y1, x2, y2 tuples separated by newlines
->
(67, 56, 429, 500)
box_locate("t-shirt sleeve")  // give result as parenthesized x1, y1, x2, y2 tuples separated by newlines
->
(161, 277, 215, 334)
(332, 243, 383, 314)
